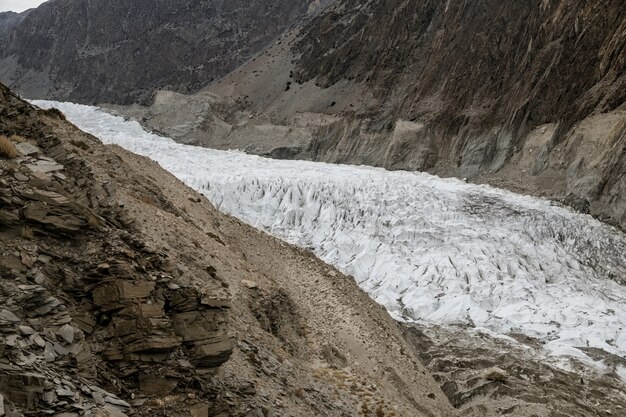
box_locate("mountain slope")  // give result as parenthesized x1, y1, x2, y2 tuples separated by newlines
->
(0, 82, 455, 416)
(42, 91, 626, 417)
(294, 0, 626, 138)
(0, 0, 320, 104)
(123, 0, 626, 230)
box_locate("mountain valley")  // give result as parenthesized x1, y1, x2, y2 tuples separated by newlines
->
(0, 0, 624, 416)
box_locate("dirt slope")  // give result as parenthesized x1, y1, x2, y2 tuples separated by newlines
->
(0, 83, 455, 416)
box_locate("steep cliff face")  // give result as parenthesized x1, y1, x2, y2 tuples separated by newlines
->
(0, 0, 317, 104)
(295, 0, 626, 136)
(123, 0, 625, 229)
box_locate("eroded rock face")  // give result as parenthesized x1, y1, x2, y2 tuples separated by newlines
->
(401, 324, 626, 417)
(0, 0, 318, 104)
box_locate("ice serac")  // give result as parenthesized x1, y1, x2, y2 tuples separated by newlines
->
(34, 100, 626, 373)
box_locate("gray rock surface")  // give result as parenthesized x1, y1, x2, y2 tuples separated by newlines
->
(0, 11, 25, 36)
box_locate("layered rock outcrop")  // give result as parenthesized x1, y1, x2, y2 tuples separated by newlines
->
(0, 83, 233, 415)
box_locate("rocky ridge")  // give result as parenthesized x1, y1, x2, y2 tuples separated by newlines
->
(0, 83, 232, 415)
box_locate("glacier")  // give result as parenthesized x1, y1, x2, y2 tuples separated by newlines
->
(33, 100, 626, 367)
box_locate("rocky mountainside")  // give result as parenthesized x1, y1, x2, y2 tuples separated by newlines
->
(122, 0, 626, 230)
(0, 0, 323, 104)
(0, 11, 26, 36)
(294, 0, 626, 136)
(0, 81, 455, 416)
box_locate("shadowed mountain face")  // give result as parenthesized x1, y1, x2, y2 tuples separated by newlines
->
(0, 0, 317, 104)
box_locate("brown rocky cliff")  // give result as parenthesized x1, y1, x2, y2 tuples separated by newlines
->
(289, 0, 626, 227)
(295, 0, 626, 139)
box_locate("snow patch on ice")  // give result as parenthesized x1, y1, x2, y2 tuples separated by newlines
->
(33, 100, 626, 364)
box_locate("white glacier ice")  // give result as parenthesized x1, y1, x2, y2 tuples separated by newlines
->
(33, 100, 626, 364)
